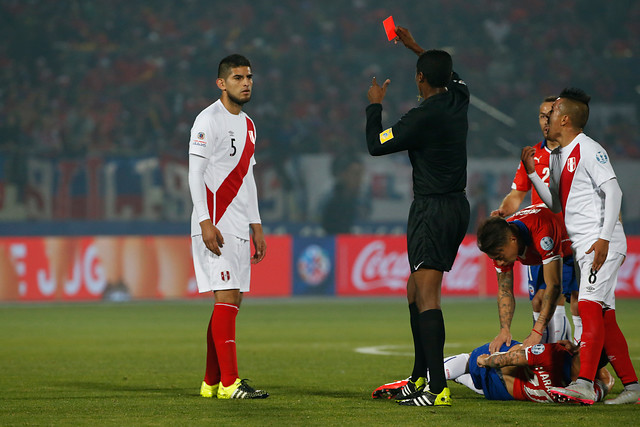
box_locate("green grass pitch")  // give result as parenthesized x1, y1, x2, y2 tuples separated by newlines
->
(1, 297, 639, 425)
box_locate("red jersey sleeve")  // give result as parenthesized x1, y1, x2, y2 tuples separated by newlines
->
(511, 161, 532, 193)
(530, 211, 564, 263)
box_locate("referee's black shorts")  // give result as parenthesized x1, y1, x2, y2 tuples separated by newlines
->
(407, 192, 470, 273)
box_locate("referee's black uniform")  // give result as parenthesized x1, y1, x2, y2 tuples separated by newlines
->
(365, 72, 470, 273)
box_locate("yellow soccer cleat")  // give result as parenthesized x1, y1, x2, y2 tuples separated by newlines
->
(398, 386, 451, 407)
(217, 378, 269, 399)
(200, 381, 219, 398)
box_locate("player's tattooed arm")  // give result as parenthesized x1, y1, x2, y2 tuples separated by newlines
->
(490, 270, 515, 353)
(478, 347, 527, 368)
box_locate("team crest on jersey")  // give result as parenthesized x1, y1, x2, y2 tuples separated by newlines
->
(540, 236, 554, 251)
(379, 128, 394, 144)
(531, 344, 545, 355)
(567, 157, 577, 172)
(249, 130, 255, 144)
(595, 151, 608, 164)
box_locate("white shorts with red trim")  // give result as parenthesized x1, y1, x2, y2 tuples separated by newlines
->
(192, 233, 251, 293)
(575, 251, 624, 309)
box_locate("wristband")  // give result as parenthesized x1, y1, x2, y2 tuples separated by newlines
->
(532, 328, 543, 336)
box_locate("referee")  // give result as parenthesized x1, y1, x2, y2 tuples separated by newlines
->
(365, 26, 470, 407)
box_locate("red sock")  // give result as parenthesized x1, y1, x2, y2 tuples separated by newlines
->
(212, 303, 239, 387)
(577, 300, 605, 381)
(203, 311, 220, 386)
(603, 309, 638, 385)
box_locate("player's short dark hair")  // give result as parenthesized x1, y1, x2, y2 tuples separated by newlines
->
(543, 95, 557, 103)
(558, 87, 590, 129)
(476, 216, 512, 257)
(218, 54, 251, 79)
(416, 49, 452, 88)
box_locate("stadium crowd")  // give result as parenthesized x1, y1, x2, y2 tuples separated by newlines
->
(1, 0, 639, 224)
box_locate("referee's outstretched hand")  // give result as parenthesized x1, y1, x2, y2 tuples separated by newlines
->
(367, 76, 390, 104)
(395, 26, 425, 56)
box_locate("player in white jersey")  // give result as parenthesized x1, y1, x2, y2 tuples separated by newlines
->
(188, 54, 268, 399)
(522, 87, 639, 405)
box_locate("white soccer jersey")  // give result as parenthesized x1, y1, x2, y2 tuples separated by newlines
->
(548, 133, 626, 256)
(188, 99, 260, 240)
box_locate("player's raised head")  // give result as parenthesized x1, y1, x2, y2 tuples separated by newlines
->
(218, 54, 252, 79)
(416, 49, 452, 88)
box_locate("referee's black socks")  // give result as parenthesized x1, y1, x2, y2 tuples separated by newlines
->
(419, 308, 446, 394)
(409, 303, 427, 381)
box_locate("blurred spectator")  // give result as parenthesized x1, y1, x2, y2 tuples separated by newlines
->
(0, 0, 638, 225)
(321, 154, 369, 234)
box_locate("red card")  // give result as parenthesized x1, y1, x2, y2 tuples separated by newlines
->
(383, 16, 397, 41)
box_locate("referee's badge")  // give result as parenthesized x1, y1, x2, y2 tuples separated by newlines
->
(379, 128, 394, 144)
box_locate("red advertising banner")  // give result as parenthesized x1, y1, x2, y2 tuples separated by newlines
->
(0, 235, 292, 301)
(2, 235, 640, 301)
(335, 235, 508, 297)
(335, 235, 640, 298)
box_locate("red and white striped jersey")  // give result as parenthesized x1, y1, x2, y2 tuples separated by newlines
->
(549, 133, 626, 255)
(189, 100, 260, 240)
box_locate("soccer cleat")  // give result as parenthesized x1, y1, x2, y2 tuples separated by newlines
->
(398, 387, 451, 407)
(372, 378, 409, 399)
(549, 381, 596, 405)
(217, 378, 269, 399)
(200, 381, 219, 398)
(604, 387, 640, 405)
(395, 376, 427, 401)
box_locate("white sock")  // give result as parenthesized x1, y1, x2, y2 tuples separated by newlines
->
(443, 353, 470, 380)
(454, 373, 484, 395)
(549, 305, 571, 342)
(572, 315, 583, 345)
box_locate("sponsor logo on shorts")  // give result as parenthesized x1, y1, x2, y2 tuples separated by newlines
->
(595, 151, 608, 164)
(531, 344, 545, 355)
(540, 236, 554, 251)
(379, 128, 394, 144)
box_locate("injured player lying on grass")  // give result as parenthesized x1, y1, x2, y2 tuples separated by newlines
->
(373, 340, 615, 404)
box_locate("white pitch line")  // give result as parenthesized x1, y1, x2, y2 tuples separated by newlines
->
(355, 343, 463, 357)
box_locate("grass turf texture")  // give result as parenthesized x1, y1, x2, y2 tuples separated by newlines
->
(1, 298, 639, 426)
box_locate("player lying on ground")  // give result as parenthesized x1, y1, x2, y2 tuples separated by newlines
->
(373, 340, 614, 403)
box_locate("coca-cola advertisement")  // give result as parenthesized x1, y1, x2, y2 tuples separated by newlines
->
(335, 235, 527, 297)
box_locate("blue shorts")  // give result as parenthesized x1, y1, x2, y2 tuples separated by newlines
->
(527, 256, 578, 302)
(468, 342, 520, 401)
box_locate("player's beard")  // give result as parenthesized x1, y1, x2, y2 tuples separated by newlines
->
(228, 92, 251, 106)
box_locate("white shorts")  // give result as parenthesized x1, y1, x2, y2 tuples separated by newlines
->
(191, 233, 251, 293)
(575, 251, 625, 309)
